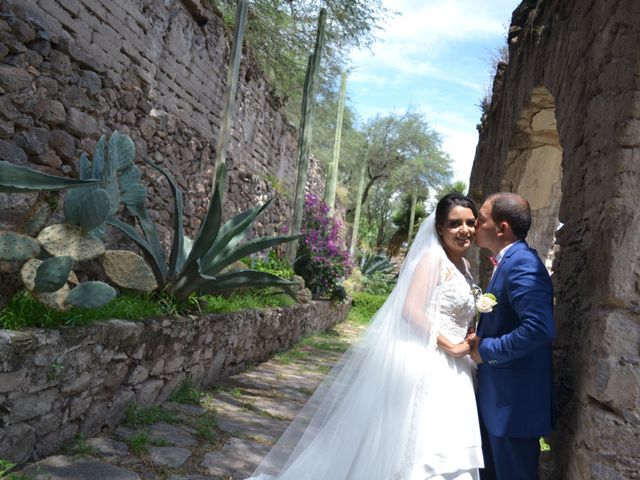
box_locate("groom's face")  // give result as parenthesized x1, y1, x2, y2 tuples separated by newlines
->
(475, 200, 499, 251)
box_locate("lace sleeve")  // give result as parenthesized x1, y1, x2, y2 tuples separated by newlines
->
(402, 249, 443, 346)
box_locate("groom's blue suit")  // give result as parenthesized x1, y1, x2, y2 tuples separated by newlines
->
(476, 240, 555, 480)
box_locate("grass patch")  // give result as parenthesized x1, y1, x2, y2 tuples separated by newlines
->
(0, 291, 164, 330)
(274, 349, 311, 364)
(0, 287, 298, 331)
(200, 290, 296, 314)
(169, 377, 204, 405)
(123, 404, 179, 427)
(299, 331, 350, 353)
(126, 431, 171, 457)
(347, 291, 388, 325)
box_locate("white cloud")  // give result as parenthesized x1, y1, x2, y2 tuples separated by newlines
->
(351, 0, 513, 77)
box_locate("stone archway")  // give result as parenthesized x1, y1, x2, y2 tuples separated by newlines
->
(502, 86, 562, 272)
(469, 1, 640, 477)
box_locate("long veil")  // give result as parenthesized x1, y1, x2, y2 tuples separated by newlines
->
(249, 213, 446, 479)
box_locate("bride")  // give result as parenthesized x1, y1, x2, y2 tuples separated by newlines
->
(248, 193, 483, 480)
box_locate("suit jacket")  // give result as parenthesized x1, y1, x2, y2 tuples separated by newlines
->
(476, 240, 555, 438)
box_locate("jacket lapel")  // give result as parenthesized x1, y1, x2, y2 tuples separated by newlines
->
(487, 240, 527, 294)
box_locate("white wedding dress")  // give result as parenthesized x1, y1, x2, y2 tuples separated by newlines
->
(397, 260, 482, 479)
(248, 214, 483, 480)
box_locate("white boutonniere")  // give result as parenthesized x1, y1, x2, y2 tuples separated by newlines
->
(471, 285, 497, 329)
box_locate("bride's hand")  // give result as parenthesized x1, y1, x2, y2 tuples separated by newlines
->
(449, 341, 471, 358)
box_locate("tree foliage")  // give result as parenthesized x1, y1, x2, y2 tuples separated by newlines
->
(212, 0, 389, 120)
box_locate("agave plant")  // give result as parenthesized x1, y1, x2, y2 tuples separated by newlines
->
(359, 252, 394, 276)
(108, 161, 300, 302)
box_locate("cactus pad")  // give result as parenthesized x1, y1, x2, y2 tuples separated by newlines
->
(34, 256, 74, 293)
(103, 250, 158, 292)
(0, 231, 41, 261)
(21, 258, 72, 311)
(37, 224, 106, 261)
(64, 281, 116, 309)
(77, 188, 111, 232)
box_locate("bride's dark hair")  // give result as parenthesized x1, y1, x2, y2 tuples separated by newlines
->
(435, 193, 478, 228)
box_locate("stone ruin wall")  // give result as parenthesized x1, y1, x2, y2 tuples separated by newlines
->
(0, 0, 328, 302)
(470, 0, 640, 478)
(0, 0, 343, 464)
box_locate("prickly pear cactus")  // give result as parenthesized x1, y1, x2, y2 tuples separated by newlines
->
(64, 281, 116, 309)
(34, 256, 73, 293)
(21, 258, 72, 311)
(0, 231, 40, 262)
(76, 188, 111, 232)
(37, 224, 106, 261)
(103, 250, 157, 292)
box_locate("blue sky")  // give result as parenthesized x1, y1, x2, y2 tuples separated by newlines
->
(347, 0, 521, 184)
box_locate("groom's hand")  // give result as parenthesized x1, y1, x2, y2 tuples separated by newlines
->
(470, 336, 483, 364)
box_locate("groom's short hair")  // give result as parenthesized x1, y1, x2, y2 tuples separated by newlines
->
(488, 193, 531, 239)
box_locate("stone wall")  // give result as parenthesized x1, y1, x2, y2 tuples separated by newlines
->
(470, 0, 640, 478)
(0, 300, 350, 463)
(0, 0, 326, 301)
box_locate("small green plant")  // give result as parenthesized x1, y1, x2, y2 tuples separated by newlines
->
(247, 250, 295, 279)
(169, 377, 203, 405)
(127, 431, 150, 456)
(46, 360, 64, 381)
(264, 173, 290, 198)
(123, 404, 179, 427)
(194, 413, 219, 443)
(0, 459, 16, 476)
(71, 434, 95, 456)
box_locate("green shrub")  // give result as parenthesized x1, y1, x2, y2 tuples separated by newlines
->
(362, 271, 395, 295)
(348, 291, 388, 324)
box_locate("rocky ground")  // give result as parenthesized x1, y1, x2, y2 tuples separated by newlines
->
(11, 320, 365, 479)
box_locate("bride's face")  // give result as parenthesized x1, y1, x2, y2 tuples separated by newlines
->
(438, 206, 476, 257)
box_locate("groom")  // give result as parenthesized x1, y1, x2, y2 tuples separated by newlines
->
(470, 192, 555, 480)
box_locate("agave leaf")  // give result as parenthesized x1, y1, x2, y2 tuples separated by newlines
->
(34, 256, 73, 293)
(106, 217, 166, 287)
(200, 197, 273, 268)
(196, 269, 298, 297)
(180, 163, 225, 275)
(125, 201, 166, 269)
(145, 161, 187, 277)
(0, 161, 99, 193)
(65, 281, 116, 309)
(91, 135, 106, 179)
(200, 234, 300, 276)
